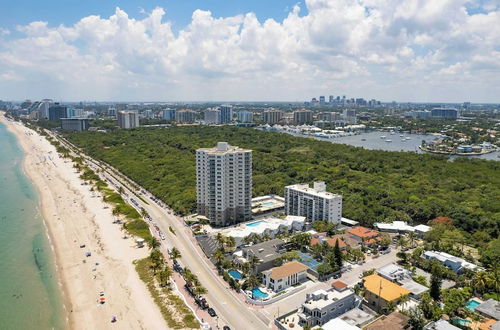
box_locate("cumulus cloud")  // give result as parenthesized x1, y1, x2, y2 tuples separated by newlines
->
(0, 0, 499, 102)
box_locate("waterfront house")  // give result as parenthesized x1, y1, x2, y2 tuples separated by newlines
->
(262, 260, 308, 292)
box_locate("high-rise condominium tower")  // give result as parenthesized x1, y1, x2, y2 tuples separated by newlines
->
(196, 142, 252, 227)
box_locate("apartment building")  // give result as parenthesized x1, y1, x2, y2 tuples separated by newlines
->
(196, 142, 252, 227)
(117, 111, 139, 129)
(293, 110, 313, 124)
(262, 110, 283, 124)
(204, 108, 222, 124)
(61, 118, 89, 131)
(176, 109, 197, 123)
(285, 181, 342, 224)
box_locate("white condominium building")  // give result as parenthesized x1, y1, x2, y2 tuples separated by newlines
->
(285, 181, 342, 224)
(196, 142, 253, 227)
(117, 111, 139, 129)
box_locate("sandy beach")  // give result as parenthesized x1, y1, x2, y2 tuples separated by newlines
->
(0, 115, 166, 330)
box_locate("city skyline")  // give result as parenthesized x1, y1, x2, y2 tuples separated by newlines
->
(0, 1, 499, 103)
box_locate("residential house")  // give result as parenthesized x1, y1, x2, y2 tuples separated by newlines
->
(423, 251, 480, 273)
(347, 226, 381, 246)
(298, 288, 361, 327)
(476, 299, 500, 321)
(362, 274, 411, 313)
(239, 238, 285, 273)
(310, 233, 348, 250)
(365, 311, 410, 330)
(423, 319, 460, 330)
(376, 264, 428, 299)
(262, 260, 308, 292)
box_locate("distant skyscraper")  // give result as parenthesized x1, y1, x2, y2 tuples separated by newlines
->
(37, 99, 52, 119)
(262, 109, 283, 124)
(196, 142, 252, 226)
(162, 109, 176, 120)
(175, 109, 197, 123)
(329, 95, 334, 104)
(285, 181, 342, 224)
(48, 103, 68, 121)
(108, 107, 117, 117)
(319, 96, 325, 106)
(219, 105, 233, 124)
(117, 111, 140, 129)
(237, 110, 253, 123)
(293, 110, 313, 124)
(204, 108, 222, 124)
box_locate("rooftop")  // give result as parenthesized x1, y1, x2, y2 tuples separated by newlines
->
(241, 238, 285, 263)
(336, 307, 377, 327)
(302, 288, 355, 310)
(377, 264, 411, 282)
(265, 261, 308, 281)
(347, 226, 379, 239)
(476, 299, 500, 320)
(285, 181, 341, 200)
(363, 274, 410, 302)
(423, 250, 479, 271)
(332, 280, 348, 291)
(365, 311, 410, 330)
(197, 142, 252, 154)
(322, 318, 360, 330)
(375, 221, 415, 232)
(399, 279, 429, 296)
(423, 319, 460, 330)
(310, 234, 348, 249)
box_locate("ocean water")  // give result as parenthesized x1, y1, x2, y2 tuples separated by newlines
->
(0, 121, 65, 329)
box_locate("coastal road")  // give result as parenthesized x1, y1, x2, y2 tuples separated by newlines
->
(53, 133, 269, 329)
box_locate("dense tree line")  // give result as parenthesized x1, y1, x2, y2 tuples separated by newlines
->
(65, 126, 500, 238)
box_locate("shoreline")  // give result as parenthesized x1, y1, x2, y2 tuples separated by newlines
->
(0, 114, 166, 330)
(418, 145, 497, 156)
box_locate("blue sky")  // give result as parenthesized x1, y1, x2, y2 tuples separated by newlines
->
(0, 0, 499, 102)
(0, 0, 302, 34)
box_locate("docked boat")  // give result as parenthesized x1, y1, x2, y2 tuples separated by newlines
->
(361, 138, 366, 141)
(380, 135, 386, 139)
(385, 139, 392, 142)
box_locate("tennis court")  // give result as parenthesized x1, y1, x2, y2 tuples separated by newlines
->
(297, 252, 321, 271)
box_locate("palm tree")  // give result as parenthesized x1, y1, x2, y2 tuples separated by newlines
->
(248, 255, 261, 273)
(225, 236, 236, 249)
(158, 266, 173, 287)
(148, 237, 161, 250)
(150, 250, 164, 274)
(213, 248, 225, 267)
(170, 247, 181, 261)
(473, 271, 492, 294)
(215, 233, 225, 250)
(194, 286, 208, 296)
(246, 274, 261, 292)
(241, 262, 251, 275)
(118, 186, 124, 194)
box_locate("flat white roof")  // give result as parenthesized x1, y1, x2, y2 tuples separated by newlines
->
(286, 183, 341, 200)
(322, 318, 360, 330)
(375, 221, 415, 232)
(414, 224, 430, 233)
(341, 217, 359, 225)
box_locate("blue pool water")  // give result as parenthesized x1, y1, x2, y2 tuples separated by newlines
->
(262, 201, 275, 207)
(252, 288, 268, 299)
(452, 318, 471, 326)
(298, 252, 321, 271)
(228, 269, 242, 280)
(466, 299, 481, 311)
(246, 221, 264, 227)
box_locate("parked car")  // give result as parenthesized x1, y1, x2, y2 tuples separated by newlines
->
(207, 308, 217, 317)
(223, 326, 231, 330)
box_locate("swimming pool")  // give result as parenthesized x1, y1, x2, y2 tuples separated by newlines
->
(252, 288, 268, 299)
(246, 221, 264, 227)
(466, 299, 481, 311)
(452, 318, 471, 326)
(261, 201, 275, 207)
(228, 269, 242, 280)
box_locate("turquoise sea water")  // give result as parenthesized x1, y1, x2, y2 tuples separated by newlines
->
(0, 121, 65, 329)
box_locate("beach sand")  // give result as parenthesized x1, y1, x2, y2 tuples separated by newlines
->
(0, 115, 166, 330)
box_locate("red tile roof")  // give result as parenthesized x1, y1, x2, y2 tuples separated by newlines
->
(347, 226, 379, 239)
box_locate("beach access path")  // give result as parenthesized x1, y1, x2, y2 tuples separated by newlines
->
(0, 115, 166, 330)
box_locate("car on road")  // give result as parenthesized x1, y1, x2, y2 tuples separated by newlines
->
(223, 326, 231, 330)
(207, 308, 217, 317)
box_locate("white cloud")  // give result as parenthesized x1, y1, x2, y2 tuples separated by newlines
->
(0, 0, 499, 102)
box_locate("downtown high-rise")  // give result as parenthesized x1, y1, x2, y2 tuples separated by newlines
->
(196, 142, 252, 227)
